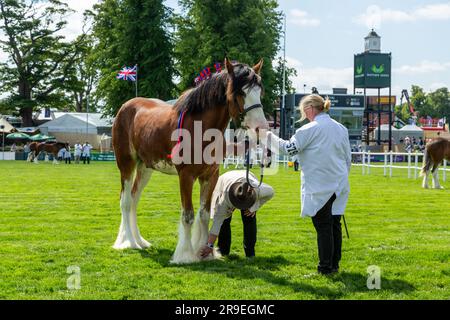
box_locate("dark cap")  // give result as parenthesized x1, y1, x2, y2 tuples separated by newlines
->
(228, 182, 257, 210)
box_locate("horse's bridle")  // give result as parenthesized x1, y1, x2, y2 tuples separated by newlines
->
(242, 103, 263, 116)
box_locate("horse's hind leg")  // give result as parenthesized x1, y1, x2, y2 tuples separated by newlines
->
(129, 163, 152, 248)
(422, 169, 430, 188)
(114, 161, 153, 249)
(171, 171, 197, 264)
(431, 164, 443, 189)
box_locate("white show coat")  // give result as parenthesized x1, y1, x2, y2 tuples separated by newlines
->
(209, 170, 275, 235)
(74, 144, 82, 156)
(269, 113, 351, 217)
(82, 144, 92, 157)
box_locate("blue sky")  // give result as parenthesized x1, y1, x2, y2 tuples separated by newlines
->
(2, 0, 450, 101)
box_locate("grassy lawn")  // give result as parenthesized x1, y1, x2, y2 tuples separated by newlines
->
(0, 160, 449, 300)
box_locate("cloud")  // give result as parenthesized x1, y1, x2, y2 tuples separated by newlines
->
(394, 60, 450, 75)
(291, 65, 354, 93)
(355, 2, 450, 28)
(429, 82, 449, 91)
(288, 9, 321, 27)
(58, 0, 99, 41)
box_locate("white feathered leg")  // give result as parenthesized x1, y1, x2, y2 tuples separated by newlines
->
(422, 170, 429, 189)
(171, 208, 198, 264)
(114, 179, 142, 249)
(432, 168, 443, 189)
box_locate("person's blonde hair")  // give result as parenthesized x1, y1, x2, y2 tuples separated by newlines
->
(298, 94, 331, 122)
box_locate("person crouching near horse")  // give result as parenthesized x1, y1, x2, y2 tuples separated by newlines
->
(199, 170, 274, 259)
(265, 94, 351, 275)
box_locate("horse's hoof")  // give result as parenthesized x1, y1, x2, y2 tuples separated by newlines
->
(113, 240, 143, 250)
(137, 237, 151, 248)
(170, 251, 200, 264)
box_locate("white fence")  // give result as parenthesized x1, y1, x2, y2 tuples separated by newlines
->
(223, 151, 448, 182)
(351, 151, 448, 181)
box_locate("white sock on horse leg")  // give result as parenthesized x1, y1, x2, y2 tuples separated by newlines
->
(114, 180, 142, 249)
(432, 170, 442, 189)
(128, 168, 152, 248)
(422, 172, 429, 188)
(171, 209, 198, 264)
(192, 208, 209, 252)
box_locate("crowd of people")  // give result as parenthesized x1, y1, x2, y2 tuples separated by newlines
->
(21, 141, 93, 164)
(56, 142, 93, 164)
(402, 136, 425, 152)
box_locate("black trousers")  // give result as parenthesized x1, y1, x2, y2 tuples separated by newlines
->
(311, 193, 342, 274)
(65, 157, 71, 164)
(83, 156, 90, 164)
(294, 161, 299, 171)
(218, 211, 257, 257)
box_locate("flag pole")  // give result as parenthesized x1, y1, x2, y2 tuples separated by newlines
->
(135, 64, 138, 97)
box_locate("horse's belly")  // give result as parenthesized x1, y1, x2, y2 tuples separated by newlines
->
(150, 161, 178, 175)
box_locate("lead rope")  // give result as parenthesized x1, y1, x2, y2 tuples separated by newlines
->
(245, 134, 264, 188)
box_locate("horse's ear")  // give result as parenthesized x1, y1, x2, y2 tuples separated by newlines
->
(225, 57, 234, 76)
(252, 58, 263, 75)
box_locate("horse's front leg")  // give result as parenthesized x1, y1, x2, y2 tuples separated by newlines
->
(33, 152, 39, 164)
(193, 167, 219, 254)
(171, 171, 198, 264)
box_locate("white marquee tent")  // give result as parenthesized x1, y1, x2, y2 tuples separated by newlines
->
(39, 113, 114, 149)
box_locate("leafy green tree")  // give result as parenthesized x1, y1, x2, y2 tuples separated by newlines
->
(175, 0, 282, 114)
(410, 85, 432, 118)
(90, 0, 176, 116)
(398, 85, 450, 124)
(427, 87, 450, 120)
(0, 0, 85, 126)
(273, 56, 298, 96)
(65, 34, 98, 112)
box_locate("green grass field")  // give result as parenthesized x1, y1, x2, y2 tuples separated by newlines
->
(0, 160, 449, 300)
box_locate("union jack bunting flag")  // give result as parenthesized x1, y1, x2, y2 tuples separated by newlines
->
(117, 65, 137, 81)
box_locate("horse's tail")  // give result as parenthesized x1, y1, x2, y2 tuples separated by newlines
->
(421, 147, 432, 176)
(112, 101, 139, 191)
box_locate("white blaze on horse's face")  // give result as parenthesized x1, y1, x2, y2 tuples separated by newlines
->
(242, 85, 268, 131)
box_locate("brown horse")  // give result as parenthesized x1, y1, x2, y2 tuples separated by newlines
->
(112, 58, 268, 263)
(32, 141, 68, 164)
(27, 142, 40, 162)
(421, 138, 450, 188)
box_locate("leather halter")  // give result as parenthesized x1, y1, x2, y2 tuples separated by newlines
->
(242, 103, 263, 116)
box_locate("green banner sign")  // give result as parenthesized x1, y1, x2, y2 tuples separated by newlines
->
(354, 53, 391, 88)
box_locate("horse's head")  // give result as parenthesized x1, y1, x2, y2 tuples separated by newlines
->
(225, 58, 268, 132)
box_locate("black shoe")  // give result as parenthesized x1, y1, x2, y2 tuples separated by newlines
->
(318, 268, 338, 275)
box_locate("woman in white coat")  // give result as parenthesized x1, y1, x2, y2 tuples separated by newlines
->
(267, 94, 351, 275)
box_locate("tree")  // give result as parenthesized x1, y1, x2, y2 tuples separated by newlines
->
(0, 0, 85, 126)
(273, 56, 298, 97)
(175, 0, 282, 114)
(427, 87, 450, 121)
(65, 34, 98, 112)
(399, 85, 450, 123)
(90, 0, 176, 116)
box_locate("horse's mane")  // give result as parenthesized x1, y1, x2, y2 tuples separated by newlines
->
(174, 62, 261, 115)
